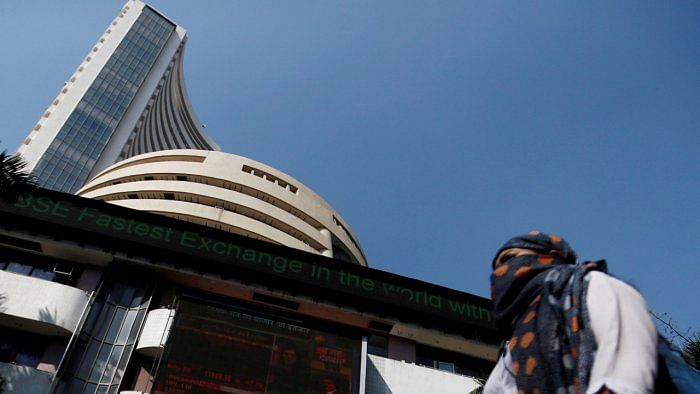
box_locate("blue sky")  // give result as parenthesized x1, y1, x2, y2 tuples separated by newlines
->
(1, 1, 698, 335)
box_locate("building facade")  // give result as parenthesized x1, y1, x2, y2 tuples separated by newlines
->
(4, 2, 500, 393)
(77, 150, 367, 266)
(0, 188, 498, 393)
(17, 1, 218, 194)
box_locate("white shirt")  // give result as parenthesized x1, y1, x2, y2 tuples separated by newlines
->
(484, 272, 658, 394)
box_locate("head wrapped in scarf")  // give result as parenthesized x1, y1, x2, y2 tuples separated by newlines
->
(492, 231, 578, 268)
(490, 231, 606, 394)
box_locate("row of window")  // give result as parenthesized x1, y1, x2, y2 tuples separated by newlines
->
(32, 6, 175, 193)
(0, 327, 57, 369)
(242, 164, 299, 194)
(115, 189, 323, 251)
(0, 258, 81, 287)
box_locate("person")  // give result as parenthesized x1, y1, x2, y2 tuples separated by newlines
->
(267, 344, 305, 394)
(484, 231, 658, 394)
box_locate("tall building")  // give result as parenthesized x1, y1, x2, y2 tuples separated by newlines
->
(17, 1, 218, 194)
(15, 0, 365, 265)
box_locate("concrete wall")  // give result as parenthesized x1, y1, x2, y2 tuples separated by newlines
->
(365, 354, 482, 394)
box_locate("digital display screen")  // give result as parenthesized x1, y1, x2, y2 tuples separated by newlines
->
(153, 299, 361, 394)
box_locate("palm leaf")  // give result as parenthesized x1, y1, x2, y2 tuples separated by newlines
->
(0, 150, 35, 197)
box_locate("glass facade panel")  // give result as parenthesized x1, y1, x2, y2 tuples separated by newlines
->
(89, 344, 112, 382)
(117, 309, 138, 344)
(65, 335, 89, 374)
(0, 327, 57, 369)
(113, 344, 133, 382)
(104, 307, 126, 344)
(6, 262, 32, 275)
(32, 7, 175, 193)
(93, 304, 116, 341)
(77, 340, 101, 379)
(57, 270, 153, 393)
(83, 301, 104, 333)
(100, 345, 124, 383)
(30, 265, 56, 281)
(128, 309, 147, 344)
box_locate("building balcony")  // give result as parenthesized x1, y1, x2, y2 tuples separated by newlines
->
(0, 270, 90, 337)
(365, 354, 483, 394)
(135, 308, 175, 358)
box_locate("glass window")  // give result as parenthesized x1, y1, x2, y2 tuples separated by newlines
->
(7, 262, 32, 275)
(93, 304, 116, 342)
(0, 342, 16, 363)
(77, 340, 101, 379)
(104, 308, 126, 344)
(89, 344, 113, 382)
(100, 345, 124, 384)
(30, 265, 55, 281)
(436, 361, 456, 373)
(130, 287, 146, 308)
(117, 285, 137, 307)
(117, 310, 138, 345)
(62, 376, 84, 394)
(32, 6, 174, 193)
(15, 347, 42, 368)
(128, 309, 147, 345)
(113, 344, 133, 383)
(65, 335, 89, 373)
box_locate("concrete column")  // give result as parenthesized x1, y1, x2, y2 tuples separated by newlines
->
(319, 228, 333, 258)
(388, 336, 416, 363)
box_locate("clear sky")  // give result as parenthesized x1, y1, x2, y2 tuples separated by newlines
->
(1, 1, 698, 335)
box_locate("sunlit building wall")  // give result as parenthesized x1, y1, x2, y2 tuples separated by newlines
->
(77, 150, 367, 266)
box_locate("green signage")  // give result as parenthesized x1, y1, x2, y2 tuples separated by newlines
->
(1, 190, 493, 329)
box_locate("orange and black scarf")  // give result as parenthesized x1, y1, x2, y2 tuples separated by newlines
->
(490, 232, 607, 394)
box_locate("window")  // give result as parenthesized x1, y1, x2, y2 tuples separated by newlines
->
(0, 250, 84, 287)
(31, 6, 175, 193)
(56, 271, 153, 393)
(0, 327, 59, 368)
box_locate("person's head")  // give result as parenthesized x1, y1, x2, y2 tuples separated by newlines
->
(282, 347, 297, 366)
(489, 231, 578, 336)
(492, 230, 577, 270)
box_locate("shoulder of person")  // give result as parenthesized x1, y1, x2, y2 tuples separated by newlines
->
(585, 270, 645, 299)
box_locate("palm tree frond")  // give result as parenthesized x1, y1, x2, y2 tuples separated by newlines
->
(0, 150, 35, 196)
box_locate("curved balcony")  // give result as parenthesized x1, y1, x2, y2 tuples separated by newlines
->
(0, 270, 90, 337)
(136, 308, 175, 358)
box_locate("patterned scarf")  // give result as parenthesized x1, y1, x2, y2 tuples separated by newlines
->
(490, 231, 607, 394)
